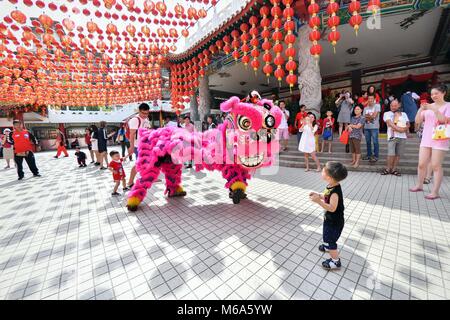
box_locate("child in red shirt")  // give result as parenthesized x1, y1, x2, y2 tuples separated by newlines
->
(321, 110, 335, 153)
(109, 150, 129, 196)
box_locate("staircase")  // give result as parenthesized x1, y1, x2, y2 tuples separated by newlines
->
(279, 134, 450, 175)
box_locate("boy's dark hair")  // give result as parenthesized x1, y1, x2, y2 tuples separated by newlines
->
(279, 100, 285, 106)
(139, 103, 150, 111)
(109, 150, 119, 157)
(325, 161, 348, 182)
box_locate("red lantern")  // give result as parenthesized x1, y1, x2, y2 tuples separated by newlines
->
(223, 35, 231, 55)
(283, 0, 296, 88)
(231, 29, 240, 61)
(327, 0, 340, 53)
(367, 0, 381, 15)
(240, 23, 249, 66)
(308, 0, 321, 60)
(349, 0, 362, 35)
(11, 10, 26, 24)
(260, 6, 272, 81)
(271, 0, 284, 86)
(38, 14, 53, 30)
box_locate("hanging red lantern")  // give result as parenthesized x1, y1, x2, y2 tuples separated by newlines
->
(143, 0, 155, 14)
(367, 0, 381, 15)
(349, 0, 363, 35)
(260, 6, 272, 81)
(231, 29, 240, 61)
(104, 0, 117, 9)
(249, 16, 260, 74)
(283, 0, 296, 89)
(308, 0, 321, 61)
(38, 14, 53, 30)
(223, 35, 231, 55)
(11, 10, 27, 24)
(240, 23, 250, 67)
(327, 0, 340, 53)
(271, 0, 284, 86)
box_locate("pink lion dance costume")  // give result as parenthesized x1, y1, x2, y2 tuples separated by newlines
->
(127, 94, 282, 211)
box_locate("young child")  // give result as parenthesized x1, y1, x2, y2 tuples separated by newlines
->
(309, 161, 348, 270)
(75, 147, 87, 167)
(347, 105, 365, 168)
(298, 113, 321, 172)
(321, 110, 335, 153)
(109, 150, 130, 196)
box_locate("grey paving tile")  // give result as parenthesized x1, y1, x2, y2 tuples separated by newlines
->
(0, 150, 448, 300)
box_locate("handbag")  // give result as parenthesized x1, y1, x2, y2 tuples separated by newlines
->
(339, 130, 349, 145)
(432, 122, 450, 141)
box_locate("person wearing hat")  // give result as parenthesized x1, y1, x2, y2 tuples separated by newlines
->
(1, 128, 14, 169)
(9, 120, 41, 180)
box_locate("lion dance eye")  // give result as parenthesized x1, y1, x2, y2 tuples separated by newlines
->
(265, 115, 275, 128)
(238, 116, 252, 131)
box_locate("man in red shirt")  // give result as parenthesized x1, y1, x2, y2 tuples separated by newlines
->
(294, 104, 308, 145)
(9, 120, 41, 180)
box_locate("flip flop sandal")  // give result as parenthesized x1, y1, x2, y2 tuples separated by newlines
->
(423, 178, 432, 185)
(425, 194, 440, 200)
(391, 170, 401, 177)
(381, 169, 391, 175)
(409, 187, 423, 192)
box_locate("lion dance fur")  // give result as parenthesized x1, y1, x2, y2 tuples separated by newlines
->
(127, 96, 282, 211)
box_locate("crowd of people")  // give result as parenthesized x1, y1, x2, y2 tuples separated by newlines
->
(280, 83, 449, 200)
(0, 84, 448, 201)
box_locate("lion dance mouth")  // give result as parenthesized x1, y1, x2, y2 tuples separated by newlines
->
(238, 154, 264, 168)
(126, 93, 282, 211)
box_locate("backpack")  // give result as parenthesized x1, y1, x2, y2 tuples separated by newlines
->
(125, 116, 142, 140)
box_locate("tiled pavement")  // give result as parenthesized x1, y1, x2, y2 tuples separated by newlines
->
(0, 148, 449, 300)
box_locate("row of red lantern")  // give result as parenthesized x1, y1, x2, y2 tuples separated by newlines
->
(0, 81, 162, 107)
(308, 0, 380, 60)
(6, 0, 213, 22)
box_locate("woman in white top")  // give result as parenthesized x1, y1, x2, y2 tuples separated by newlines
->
(299, 113, 321, 172)
(90, 124, 100, 165)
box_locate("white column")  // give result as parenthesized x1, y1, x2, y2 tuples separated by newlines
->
(198, 74, 212, 122)
(297, 25, 322, 116)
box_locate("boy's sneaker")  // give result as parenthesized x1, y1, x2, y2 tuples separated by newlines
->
(111, 192, 120, 196)
(362, 156, 370, 160)
(322, 258, 341, 270)
(123, 187, 130, 191)
(318, 244, 329, 252)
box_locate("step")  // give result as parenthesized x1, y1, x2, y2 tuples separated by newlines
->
(278, 159, 450, 175)
(279, 151, 450, 164)
(278, 153, 450, 166)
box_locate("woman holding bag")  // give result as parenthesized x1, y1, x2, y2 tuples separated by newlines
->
(409, 84, 450, 200)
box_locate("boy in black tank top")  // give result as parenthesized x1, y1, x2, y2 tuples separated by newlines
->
(309, 161, 348, 270)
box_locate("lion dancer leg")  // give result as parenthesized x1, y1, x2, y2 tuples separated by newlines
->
(161, 162, 187, 198)
(222, 164, 251, 204)
(127, 166, 161, 211)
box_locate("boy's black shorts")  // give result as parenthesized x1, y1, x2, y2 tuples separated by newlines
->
(323, 220, 344, 250)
